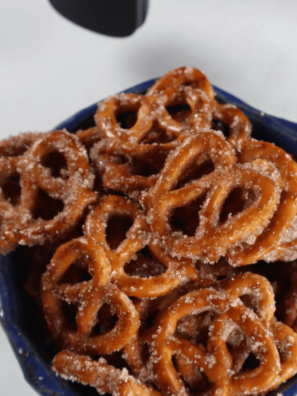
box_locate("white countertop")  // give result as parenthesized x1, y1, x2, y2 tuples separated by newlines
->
(0, 0, 297, 394)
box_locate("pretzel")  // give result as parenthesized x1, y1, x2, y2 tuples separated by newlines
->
(17, 131, 97, 245)
(95, 93, 157, 142)
(85, 195, 198, 298)
(145, 132, 281, 262)
(90, 140, 161, 197)
(0, 131, 42, 157)
(227, 138, 297, 265)
(53, 350, 161, 396)
(0, 132, 45, 253)
(42, 236, 139, 355)
(123, 281, 203, 383)
(212, 101, 252, 143)
(76, 126, 102, 149)
(144, 273, 286, 396)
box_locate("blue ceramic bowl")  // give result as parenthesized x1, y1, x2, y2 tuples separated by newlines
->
(1, 78, 297, 396)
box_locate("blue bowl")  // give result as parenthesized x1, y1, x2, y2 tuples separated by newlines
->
(1, 78, 297, 396)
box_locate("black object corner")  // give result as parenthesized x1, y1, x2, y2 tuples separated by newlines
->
(49, 0, 149, 37)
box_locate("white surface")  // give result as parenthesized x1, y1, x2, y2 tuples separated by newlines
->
(0, 0, 297, 394)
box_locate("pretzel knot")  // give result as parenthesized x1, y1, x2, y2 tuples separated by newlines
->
(144, 273, 286, 396)
(85, 195, 198, 298)
(42, 236, 139, 355)
(145, 132, 281, 263)
(16, 130, 97, 245)
(52, 350, 161, 396)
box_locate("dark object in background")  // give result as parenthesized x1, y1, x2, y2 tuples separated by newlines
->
(49, 0, 149, 37)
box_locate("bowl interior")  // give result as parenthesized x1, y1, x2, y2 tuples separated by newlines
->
(1, 79, 297, 396)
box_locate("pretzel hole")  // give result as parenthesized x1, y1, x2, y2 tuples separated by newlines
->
(169, 193, 207, 236)
(41, 150, 68, 178)
(176, 311, 214, 346)
(32, 189, 64, 220)
(166, 103, 191, 117)
(173, 356, 213, 394)
(91, 303, 118, 335)
(173, 153, 214, 190)
(1, 175, 21, 206)
(103, 350, 128, 370)
(116, 111, 137, 129)
(106, 216, 134, 250)
(60, 300, 78, 331)
(219, 188, 255, 223)
(239, 294, 259, 317)
(141, 122, 175, 144)
(240, 352, 260, 372)
(226, 328, 251, 372)
(124, 246, 166, 278)
(59, 258, 92, 285)
(131, 155, 168, 177)
(211, 119, 229, 137)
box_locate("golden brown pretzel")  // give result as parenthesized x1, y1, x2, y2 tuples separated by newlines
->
(144, 274, 283, 396)
(0, 156, 23, 253)
(123, 281, 203, 384)
(0, 132, 45, 253)
(76, 126, 102, 149)
(53, 350, 161, 396)
(95, 93, 157, 142)
(18, 130, 97, 245)
(0, 131, 42, 157)
(90, 140, 162, 197)
(85, 195, 198, 297)
(145, 132, 280, 263)
(212, 101, 252, 142)
(42, 236, 139, 355)
(227, 138, 297, 265)
(147, 67, 214, 135)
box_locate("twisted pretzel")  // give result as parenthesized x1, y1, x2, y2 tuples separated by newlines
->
(123, 281, 202, 383)
(212, 101, 252, 142)
(85, 195, 198, 297)
(0, 132, 45, 253)
(146, 132, 280, 262)
(95, 93, 157, 142)
(42, 236, 139, 355)
(227, 138, 297, 265)
(0, 131, 42, 157)
(76, 126, 102, 149)
(18, 131, 97, 245)
(147, 67, 214, 134)
(144, 273, 281, 396)
(53, 350, 161, 396)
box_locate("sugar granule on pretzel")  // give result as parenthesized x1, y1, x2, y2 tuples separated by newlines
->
(53, 350, 161, 396)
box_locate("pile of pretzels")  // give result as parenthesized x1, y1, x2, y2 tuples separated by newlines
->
(1, 67, 297, 396)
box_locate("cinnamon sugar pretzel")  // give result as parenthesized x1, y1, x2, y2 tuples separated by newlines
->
(1, 66, 297, 396)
